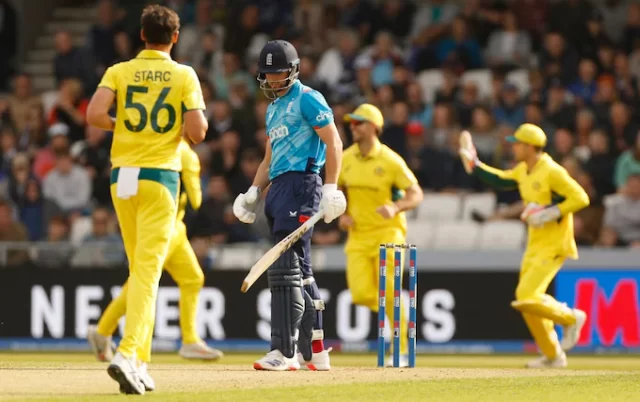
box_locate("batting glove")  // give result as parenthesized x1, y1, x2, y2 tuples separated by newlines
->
(459, 130, 480, 174)
(522, 204, 562, 228)
(233, 186, 260, 224)
(320, 184, 347, 224)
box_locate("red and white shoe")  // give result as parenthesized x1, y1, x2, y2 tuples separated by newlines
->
(87, 325, 115, 362)
(254, 350, 300, 371)
(297, 347, 332, 371)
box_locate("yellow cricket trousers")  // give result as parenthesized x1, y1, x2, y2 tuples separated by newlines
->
(110, 168, 179, 362)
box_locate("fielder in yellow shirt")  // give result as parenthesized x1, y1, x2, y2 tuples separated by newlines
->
(459, 123, 589, 368)
(338, 104, 424, 367)
(87, 140, 222, 366)
(87, 5, 207, 395)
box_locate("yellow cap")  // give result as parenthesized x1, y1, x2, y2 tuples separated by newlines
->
(506, 123, 547, 147)
(344, 103, 384, 130)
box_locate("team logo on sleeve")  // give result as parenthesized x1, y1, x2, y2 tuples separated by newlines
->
(316, 111, 333, 123)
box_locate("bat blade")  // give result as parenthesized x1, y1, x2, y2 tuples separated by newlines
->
(240, 209, 324, 293)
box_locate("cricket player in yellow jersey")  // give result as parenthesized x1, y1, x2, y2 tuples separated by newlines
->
(338, 104, 424, 367)
(87, 140, 222, 372)
(87, 5, 207, 395)
(459, 124, 589, 368)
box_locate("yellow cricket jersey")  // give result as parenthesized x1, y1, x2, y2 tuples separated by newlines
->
(98, 49, 205, 171)
(177, 140, 202, 222)
(339, 140, 418, 235)
(476, 153, 590, 259)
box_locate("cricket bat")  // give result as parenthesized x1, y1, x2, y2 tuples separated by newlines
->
(240, 209, 325, 293)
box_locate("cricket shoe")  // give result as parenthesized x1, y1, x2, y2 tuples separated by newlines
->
(385, 354, 409, 368)
(254, 350, 300, 371)
(297, 347, 332, 371)
(87, 325, 116, 362)
(107, 352, 146, 395)
(179, 341, 224, 361)
(525, 352, 567, 369)
(560, 309, 587, 351)
(138, 362, 156, 392)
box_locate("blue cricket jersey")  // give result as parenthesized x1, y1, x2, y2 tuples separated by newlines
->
(266, 80, 333, 181)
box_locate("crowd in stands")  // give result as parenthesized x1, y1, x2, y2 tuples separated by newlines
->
(2, 0, 640, 267)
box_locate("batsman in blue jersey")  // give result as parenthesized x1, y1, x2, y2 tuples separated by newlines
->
(233, 40, 347, 371)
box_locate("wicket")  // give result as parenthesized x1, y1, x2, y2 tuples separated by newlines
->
(377, 243, 417, 368)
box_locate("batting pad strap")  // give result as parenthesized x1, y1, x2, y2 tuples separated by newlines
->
(312, 299, 325, 311)
(302, 277, 315, 286)
(311, 329, 324, 341)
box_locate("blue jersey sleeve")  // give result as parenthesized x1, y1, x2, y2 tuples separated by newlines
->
(300, 90, 333, 129)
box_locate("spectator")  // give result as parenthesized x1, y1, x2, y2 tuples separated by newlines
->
(607, 101, 637, 155)
(435, 16, 483, 73)
(427, 103, 459, 151)
(42, 148, 91, 216)
(212, 52, 256, 101)
(228, 79, 255, 133)
(614, 132, 640, 190)
(48, 79, 88, 144)
(577, 10, 612, 61)
(18, 178, 45, 241)
(298, 55, 330, 101)
(511, 0, 549, 49)
(77, 126, 111, 207)
(568, 58, 598, 107)
(371, 0, 414, 41)
(598, 0, 629, 45)
(539, 32, 579, 85)
(363, 31, 405, 88)
(335, 0, 377, 43)
(316, 29, 360, 93)
(524, 102, 556, 141)
(0, 200, 29, 265)
(434, 69, 460, 104)
(83, 207, 120, 243)
(406, 82, 433, 130)
(224, 4, 260, 58)
(206, 99, 236, 143)
(600, 174, 640, 247)
(0, 127, 18, 178)
(597, 42, 616, 76)
(485, 11, 532, 70)
(0, 0, 17, 91)
(112, 30, 134, 64)
(53, 30, 95, 95)
(33, 123, 70, 181)
(410, 0, 458, 45)
(613, 52, 639, 105)
(551, 128, 577, 161)
(209, 130, 240, 179)
(192, 175, 232, 244)
(88, 0, 122, 73)
(591, 75, 617, 123)
(380, 101, 409, 159)
(200, 80, 216, 121)
(545, 78, 576, 130)
(228, 148, 261, 197)
(37, 215, 72, 267)
(574, 109, 596, 159)
(524, 69, 546, 104)
(293, 0, 325, 54)
(20, 103, 48, 152)
(585, 129, 616, 199)
(191, 30, 223, 83)
(6, 74, 41, 134)
(493, 82, 525, 128)
(548, 0, 592, 46)
(470, 105, 501, 162)
(177, 0, 221, 63)
(623, 3, 640, 54)
(8, 153, 33, 207)
(350, 56, 375, 105)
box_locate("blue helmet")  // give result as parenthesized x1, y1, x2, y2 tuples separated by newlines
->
(257, 40, 300, 99)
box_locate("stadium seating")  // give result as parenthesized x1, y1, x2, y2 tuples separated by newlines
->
(432, 221, 481, 250)
(478, 221, 527, 250)
(417, 69, 445, 104)
(416, 193, 462, 221)
(460, 193, 497, 221)
(506, 68, 530, 97)
(460, 69, 493, 100)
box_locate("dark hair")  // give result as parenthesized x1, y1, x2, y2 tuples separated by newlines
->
(141, 4, 180, 45)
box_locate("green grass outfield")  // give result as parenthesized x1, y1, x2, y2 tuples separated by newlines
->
(1, 353, 639, 401)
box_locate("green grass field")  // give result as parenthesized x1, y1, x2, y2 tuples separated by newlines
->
(1, 353, 639, 401)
